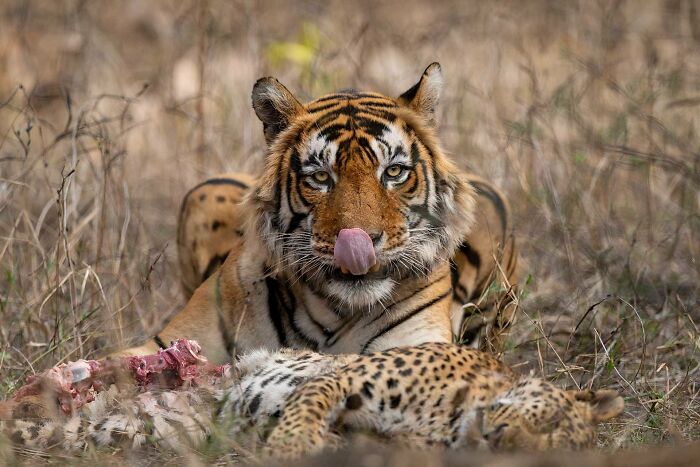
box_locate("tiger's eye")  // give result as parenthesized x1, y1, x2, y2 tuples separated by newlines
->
(310, 171, 330, 184)
(385, 165, 403, 178)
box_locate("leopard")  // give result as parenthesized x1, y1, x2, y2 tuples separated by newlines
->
(4, 343, 623, 460)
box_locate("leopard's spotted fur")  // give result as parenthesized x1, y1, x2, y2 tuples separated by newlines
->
(3, 343, 623, 459)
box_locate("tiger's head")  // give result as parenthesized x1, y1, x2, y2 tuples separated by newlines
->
(251, 63, 475, 309)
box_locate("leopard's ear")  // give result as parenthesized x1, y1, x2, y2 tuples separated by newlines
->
(397, 62, 443, 127)
(572, 389, 625, 423)
(252, 77, 306, 145)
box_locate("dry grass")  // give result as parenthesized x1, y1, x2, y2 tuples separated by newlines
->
(0, 0, 699, 464)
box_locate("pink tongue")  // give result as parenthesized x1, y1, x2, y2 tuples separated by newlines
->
(334, 228, 377, 276)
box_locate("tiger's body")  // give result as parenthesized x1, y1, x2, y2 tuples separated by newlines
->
(118, 63, 517, 363)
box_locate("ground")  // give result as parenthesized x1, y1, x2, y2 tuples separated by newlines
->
(0, 0, 698, 464)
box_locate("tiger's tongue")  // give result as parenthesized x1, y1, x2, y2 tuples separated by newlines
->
(334, 228, 377, 276)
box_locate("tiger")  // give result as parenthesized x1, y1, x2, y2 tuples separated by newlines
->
(117, 62, 518, 363)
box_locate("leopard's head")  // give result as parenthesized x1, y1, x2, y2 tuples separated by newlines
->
(479, 379, 624, 450)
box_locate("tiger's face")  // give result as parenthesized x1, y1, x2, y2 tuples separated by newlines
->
(252, 63, 474, 310)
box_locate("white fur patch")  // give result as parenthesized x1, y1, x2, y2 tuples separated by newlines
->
(378, 124, 408, 156)
(371, 124, 411, 179)
(325, 278, 395, 310)
(236, 348, 278, 374)
(302, 131, 338, 171)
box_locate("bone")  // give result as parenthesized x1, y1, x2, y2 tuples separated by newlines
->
(1, 339, 231, 418)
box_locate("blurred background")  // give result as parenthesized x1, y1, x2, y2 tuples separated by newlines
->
(0, 0, 698, 452)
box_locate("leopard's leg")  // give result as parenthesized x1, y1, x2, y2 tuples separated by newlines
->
(263, 373, 352, 459)
(450, 175, 518, 353)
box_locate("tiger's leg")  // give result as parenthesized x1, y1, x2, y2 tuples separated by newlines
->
(450, 175, 518, 353)
(178, 172, 256, 298)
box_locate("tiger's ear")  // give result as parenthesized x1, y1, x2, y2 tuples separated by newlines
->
(397, 62, 443, 127)
(252, 77, 305, 145)
(572, 389, 625, 423)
